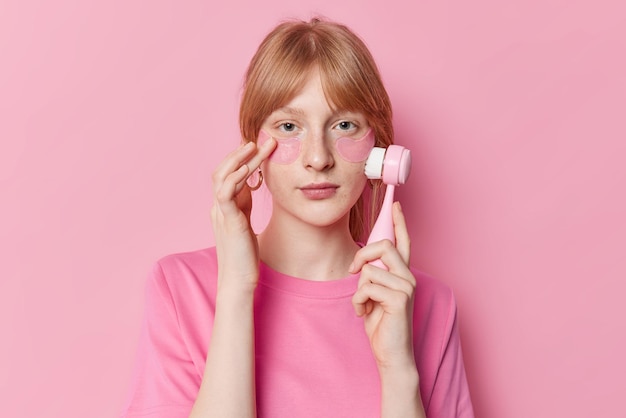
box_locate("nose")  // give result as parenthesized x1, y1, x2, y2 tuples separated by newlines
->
(301, 131, 334, 171)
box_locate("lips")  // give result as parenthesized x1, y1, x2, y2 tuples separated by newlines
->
(299, 183, 339, 200)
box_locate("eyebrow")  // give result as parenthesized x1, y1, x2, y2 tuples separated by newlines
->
(274, 106, 306, 116)
(274, 106, 357, 119)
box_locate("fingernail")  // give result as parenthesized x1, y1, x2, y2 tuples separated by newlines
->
(263, 136, 276, 147)
(348, 262, 355, 273)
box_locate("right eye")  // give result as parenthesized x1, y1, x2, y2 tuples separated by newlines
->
(279, 122, 296, 132)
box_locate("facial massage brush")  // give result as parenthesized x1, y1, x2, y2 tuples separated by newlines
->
(364, 145, 412, 269)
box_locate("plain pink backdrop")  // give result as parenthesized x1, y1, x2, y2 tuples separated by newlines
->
(2, 0, 625, 417)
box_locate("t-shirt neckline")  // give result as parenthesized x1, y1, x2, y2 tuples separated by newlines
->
(258, 261, 360, 299)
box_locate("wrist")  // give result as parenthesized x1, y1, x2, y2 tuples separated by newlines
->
(379, 365, 422, 415)
(215, 281, 257, 310)
(217, 272, 258, 294)
(379, 360, 420, 393)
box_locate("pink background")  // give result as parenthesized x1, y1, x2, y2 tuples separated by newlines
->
(1, 0, 625, 417)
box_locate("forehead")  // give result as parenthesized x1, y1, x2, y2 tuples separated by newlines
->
(271, 66, 366, 116)
(277, 68, 329, 108)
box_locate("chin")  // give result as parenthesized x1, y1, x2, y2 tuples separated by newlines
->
(295, 208, 352, 230)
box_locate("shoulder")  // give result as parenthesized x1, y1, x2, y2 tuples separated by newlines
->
(155, 246, 218, 276)
(410, 267, 459, 342)
(411, 266, 456, 310)
(145, 246, 219, 304)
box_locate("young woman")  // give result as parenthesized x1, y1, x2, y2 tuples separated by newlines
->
(122, 18, 474, 418)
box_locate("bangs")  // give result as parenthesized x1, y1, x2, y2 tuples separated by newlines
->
(315, 42, 392, 148)
(240, 26, 318, 143)
(318, 60, 375, 115)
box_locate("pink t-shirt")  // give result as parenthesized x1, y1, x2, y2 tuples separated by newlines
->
(121, 247, 474, 417)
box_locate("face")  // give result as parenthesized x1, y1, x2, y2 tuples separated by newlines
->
(259, 68, 371, 231)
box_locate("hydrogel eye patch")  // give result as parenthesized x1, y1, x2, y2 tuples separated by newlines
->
(335, 129, 375, 162)
(257, 129, 375, 164)
(258, 130, 301, 165)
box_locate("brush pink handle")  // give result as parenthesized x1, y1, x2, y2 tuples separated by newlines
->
(366, 185, 396, 270)
(367, 185, 396, 245)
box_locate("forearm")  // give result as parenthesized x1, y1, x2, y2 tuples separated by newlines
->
(379, 365, 426, 418)
(189, 287, 257, 418)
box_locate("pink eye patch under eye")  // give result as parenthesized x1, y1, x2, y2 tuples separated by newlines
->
(335, 129, 375, 162)
(258, 130, 301, 164)
(258, 129, 375, 164)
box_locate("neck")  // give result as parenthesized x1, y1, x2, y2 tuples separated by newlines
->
(258, 216, 360, 281)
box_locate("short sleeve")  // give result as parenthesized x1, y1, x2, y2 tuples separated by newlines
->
(426, 296, 474, 418)
(120, 262, 200, 417)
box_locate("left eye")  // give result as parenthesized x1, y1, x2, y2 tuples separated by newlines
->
(337, 121, 354, 130)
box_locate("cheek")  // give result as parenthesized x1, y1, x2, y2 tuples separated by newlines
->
(342, 165, 369, 197)
(258, 130, 301, 165)
(335, 129, 375, 163)
(260, 161, 289, 193)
